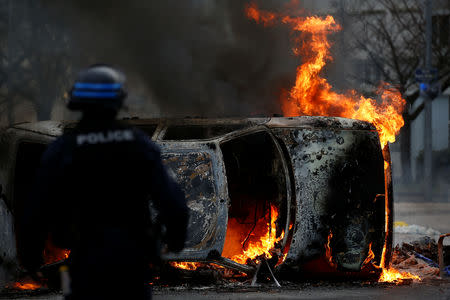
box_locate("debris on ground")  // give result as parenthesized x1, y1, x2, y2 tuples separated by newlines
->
(392, 236, 450, 279)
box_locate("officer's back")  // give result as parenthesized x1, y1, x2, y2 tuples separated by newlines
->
(62, 119, 153, 239)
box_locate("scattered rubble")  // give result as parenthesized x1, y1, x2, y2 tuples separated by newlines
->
(391, 236, 450, 280)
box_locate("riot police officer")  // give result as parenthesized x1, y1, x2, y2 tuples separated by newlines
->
(19, 65, 189, 299)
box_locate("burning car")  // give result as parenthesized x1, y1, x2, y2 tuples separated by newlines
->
(0, 116, 393, 284)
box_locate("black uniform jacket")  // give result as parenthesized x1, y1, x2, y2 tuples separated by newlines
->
(18, 119, 189, 272)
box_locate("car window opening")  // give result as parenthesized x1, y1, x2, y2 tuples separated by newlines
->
(220, 131, 288, 265)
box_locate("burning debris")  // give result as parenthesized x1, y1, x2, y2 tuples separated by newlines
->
(378, 266, 421, 285)
(222, 204, 284, 265)
(379, 237, 448, 283)
(5, 241, 71, 293)
(166, 238, 432, 286)
(7, 279, 42, 291)
(42, 240, 70, 265)
(169, 262, 203, 271)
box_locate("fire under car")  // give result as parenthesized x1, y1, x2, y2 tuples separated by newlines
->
(0, 116, 393, 283)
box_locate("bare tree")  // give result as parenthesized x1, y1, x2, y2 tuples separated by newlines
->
(343, 0, 450, 182)
(0, 0, 12, 125)
(0, 0, 72, 126)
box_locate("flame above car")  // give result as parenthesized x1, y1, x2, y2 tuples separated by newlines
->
(245, 2, 406, 149)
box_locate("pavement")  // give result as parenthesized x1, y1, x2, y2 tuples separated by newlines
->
(151, 282, 450, 300)
(4, 281, 450, 300)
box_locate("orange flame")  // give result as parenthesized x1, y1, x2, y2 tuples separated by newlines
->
(171, 205, 284, 271)
(172, 205, 284, 272)
(360, 193, 421, 283)
(380, 156, 391, 270)
(169, 262, 203, 271)
(10, 280, 41, 291)
(43, 239, 70, 265)
(223, 204, 284, 265)
(361, 236, 421, 283)
(246, 2, 277, 26)
(362, 243, 376, 267)
(43, 249, 70, 265)
(379, 268, 421, 283)
(246, 3, 406, 148)
(325, 230, 337, 268)
(231, 204, 284, 264)
(377, 157, 420, 283)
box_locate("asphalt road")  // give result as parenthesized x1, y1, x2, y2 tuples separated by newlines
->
(152, 282, 450, 300)
(3, 281, 450, 300)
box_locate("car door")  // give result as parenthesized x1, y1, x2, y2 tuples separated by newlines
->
(157, 141, 229, 261)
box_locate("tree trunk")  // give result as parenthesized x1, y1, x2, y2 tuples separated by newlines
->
(400, 113, 412, 183)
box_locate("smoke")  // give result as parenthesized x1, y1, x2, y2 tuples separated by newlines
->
(41, 0, 300, 118)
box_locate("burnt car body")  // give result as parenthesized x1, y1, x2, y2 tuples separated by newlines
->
(0, 116, 393, 283)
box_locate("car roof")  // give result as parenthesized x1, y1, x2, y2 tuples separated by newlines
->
(9, 116, 376, 139)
